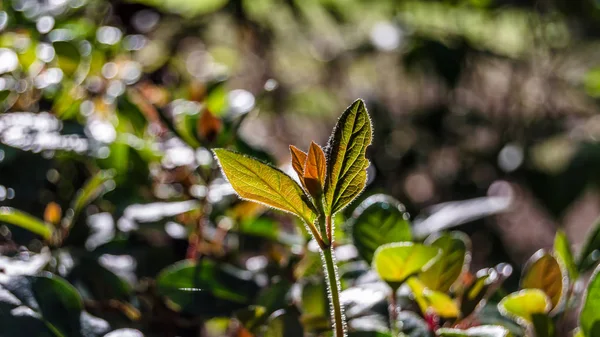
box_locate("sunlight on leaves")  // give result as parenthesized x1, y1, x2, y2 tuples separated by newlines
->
(520, 250, 567, 312)
(420, 231, 470, 292)
(498, 289, 551, 326)
(372, 242, 440, 290)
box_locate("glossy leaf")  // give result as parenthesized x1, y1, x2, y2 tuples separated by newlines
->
(420, 232, 470, 292)
(580, 265, 600, 337)
(372, 242, 441, 289)
(498, 289, 551, 326)
(156, 259, 260, 317)
(437, 325, 511, 337)
(349, 194, 412, 263)
(323, 99, 372, 215)
(303, 142, 327, 198)
(214, 149, 317, 225)
(554, 230, 578, 280)
(407, 277, 460, 318)
(520, 250, 566, 311)
(0, 206, 53, 240)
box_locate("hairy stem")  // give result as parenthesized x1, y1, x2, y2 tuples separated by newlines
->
(322, 246, 346, 337)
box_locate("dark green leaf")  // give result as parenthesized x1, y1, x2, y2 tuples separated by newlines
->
(349, 194, 412, 263)
(53, 41, 80, 76)
(264, 308, 304, 337)
(531, 313, 555, 337)
(581, 265, 600, 337)
(156, 259, 260, 317)
(578, 217, 600, 273)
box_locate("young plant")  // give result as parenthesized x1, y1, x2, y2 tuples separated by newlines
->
(213, 99, 372, 337)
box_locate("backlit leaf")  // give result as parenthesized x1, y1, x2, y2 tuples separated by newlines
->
(290, 145, 307, 180)
(372, 242, 441, 290)
(407, 277, 460, 318)
(580, 265, 600, 337)
(498, 289, 551, 326)
(460, 269, 496, 319)
(349, 194, 412, 263)
(437, 325, 511, 337)
(520, 250, 567, 312)
(554, 230, 578, 281)
(0, 207, 53, 240)
(420, 231, 470, 292)
(214, 149, 317, 225)
(324, 99, 372, 215)
(577, 217, 600, 273)
(303, 142, 326, 198)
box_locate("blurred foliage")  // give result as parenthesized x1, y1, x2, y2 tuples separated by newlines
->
(3, 0, 600, 336)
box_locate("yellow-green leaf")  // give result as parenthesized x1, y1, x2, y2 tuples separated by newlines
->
(554, 230, 578, 280)
(498, 289, 551, 326)
(407, 277, 459, 318)
(0, 207, 53, 240)
(372, 242, 441, 290)
(420, 231, 470, 292)
(324, 99, 372, 215)
(304, 142, 326, 198)
(214, 149, 317, 225)
(520, 250, 567, 311)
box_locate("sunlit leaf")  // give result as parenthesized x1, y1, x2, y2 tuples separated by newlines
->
(303, 142, 327, 198)
(324, 99, 372, 215)
(437, 325, 511, 337)
(349, 194, 412, 263)
(580, 265, 600, 337)
(372, 242, 441, 290)
(460, 269, 496, 319)
(554, 230, 578, 281)
(407, 277, 459, 318)
(520, 250, 567, 312)
(420, 231, 470, 292)
(290, 145, 308, 182)
(498, 289, 551, 326)
(214, 149, 317, 226)
(0, 207, 53, 240)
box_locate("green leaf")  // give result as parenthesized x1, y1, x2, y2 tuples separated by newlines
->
(420, 231, 470, 292)
(66, 170, 116, 227)
(406, 277, 459, 318)
(460, 269, 496, 319)
(520, 250, 567, 312)
(0, 206, 53, 240)
(53, 41, 80, 76)
(372, 242, 441, 290)
(349, 194, 412, 263)
(498, 289, 551, 326)
(264, 308, 304, 337)
(156, 259, 259, 317)
(436, 325, 511, 337)
(531, 313, 555, 337)
(70, 257, 131, 301)
(324, 99, 373, 215)
(213, 149, 317, 226)
(578, 217, 600, 273)
(581, 265, 600, 337)
(0, 273, 89, 337)
(554, 230, 578, 280)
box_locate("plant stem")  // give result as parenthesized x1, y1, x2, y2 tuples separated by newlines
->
(322, 246, 346, 337)
(389, 290, 399, 337)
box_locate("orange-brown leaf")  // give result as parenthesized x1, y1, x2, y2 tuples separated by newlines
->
(290, 145, 308, 181)
(304, 142, 326, 197)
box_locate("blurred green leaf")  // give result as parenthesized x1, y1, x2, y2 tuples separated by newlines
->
(420, 231, 470, 292)
(0, 206, 53, 240)
(581, 265, 600, 337)
(53, 41, 81, 76)
(156, 259, 259, 317)
(554, 230, 578, 280)
(128, 0, 228, 18)
(349, 194, 412, 263)
(436, 325, 511, 337)
(235, 305, 268, 333)
(264, 308, 304, 337)
(406, 277, 459, 318)
(578, 217, 600, 273)
(372, 242, 440, 290)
